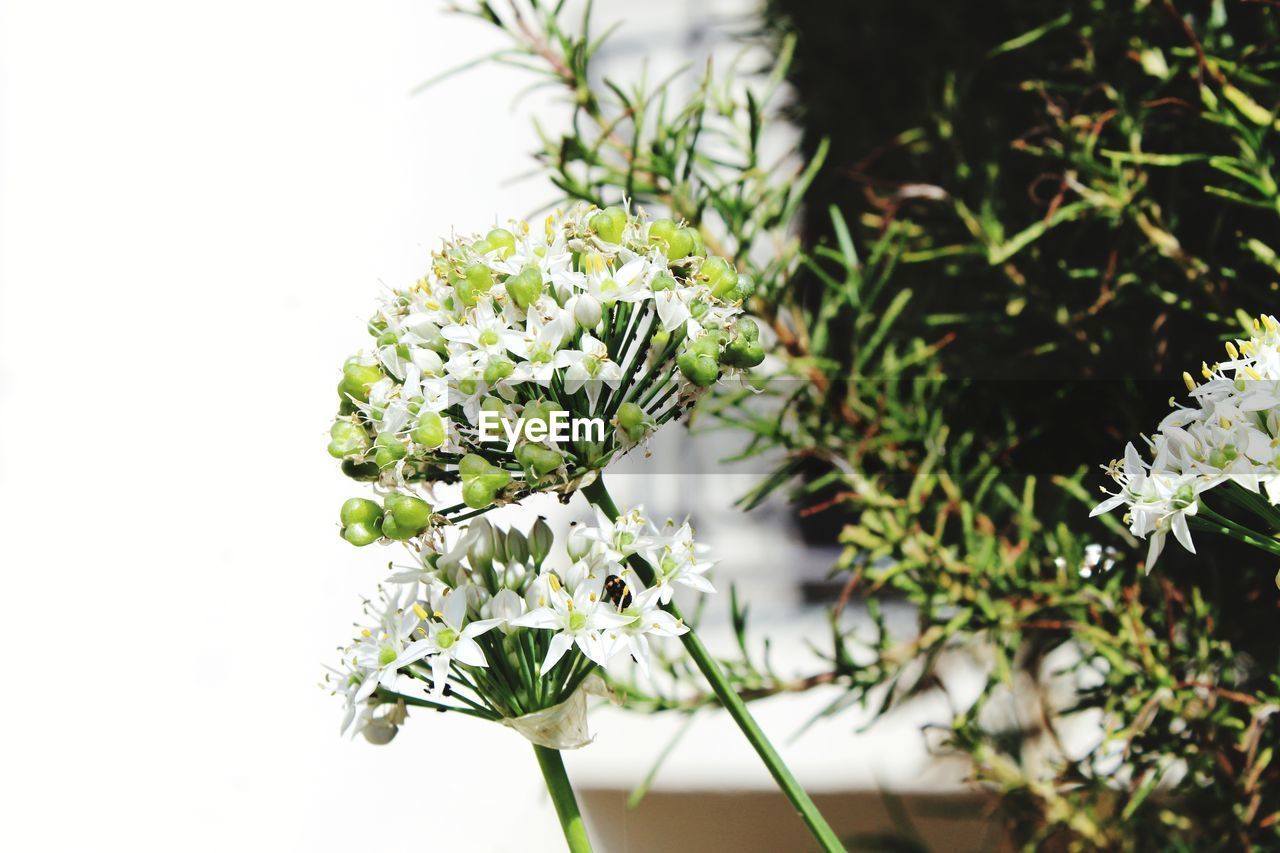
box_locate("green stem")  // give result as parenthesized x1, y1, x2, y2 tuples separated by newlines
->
(533, 745, 593, 853)
(581, 476, 846, 852)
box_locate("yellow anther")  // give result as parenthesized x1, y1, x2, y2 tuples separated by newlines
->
(1226, 341, 1239, 360)
(412, 603, 430, 621)
(1245, 367, 1263, 381)
(1182, 371, 1196, 392)
(1201, 362, 1212, 380)
(1242, 341, 1256, 355)
(1265, 315, 1279, 334)
(548, 573, 562, 592)
(361, 628, 372, 638)
(1221, 417, 1231, 429)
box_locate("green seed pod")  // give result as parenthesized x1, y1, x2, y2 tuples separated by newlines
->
(515, 442, 563, 478)
(616, 401, 652, 441)
(341, 497, 383, 527)
(677, 339, 721, 387)
(462, 477, 499, 509)
(650, 271, 677, 292)
(486, 228, 516, 259)
(328, 420, 370, 459)
(727, 273, 755, 302)
(505, 265, 543, 310)
(648, 218, 679, 251)
(528, 517, 553, 567)
(700, 256, 736, 298)
(722, 317, 765, 368)
(340, 458, 381, 481)
(340, 498, 383, 546)
(589, 206, 627, 244)
(458, 453, 490, 480)
(373, 433, 408, 469)
(483, 357, 515, 384)
(459, 264, 492, 306)
(339, 358, 384, 402)
(411, 411, 446, 448)
(383, 493, 433, 538)
(342, 522, 382, 547)
(480, 469, 511, 492)
(667, 228, 695, 259)
(471, 238, 494, 255)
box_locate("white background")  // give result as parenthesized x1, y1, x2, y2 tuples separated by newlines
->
(0, 2, 578, 849)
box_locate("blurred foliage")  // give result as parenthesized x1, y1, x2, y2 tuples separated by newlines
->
(457, 0, 1280, 848)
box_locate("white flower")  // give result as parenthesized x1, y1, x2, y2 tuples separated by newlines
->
(512, 576, 634, 674)
(350, 588, 436, 702)
(604, 585, 687, 677)
(417, 586, 503, 698)
(559, 334, 623, 407)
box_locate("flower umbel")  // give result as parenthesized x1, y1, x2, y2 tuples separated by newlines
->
(328, 203, 765, 527)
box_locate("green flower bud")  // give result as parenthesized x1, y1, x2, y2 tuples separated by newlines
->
(505, 265, 543, 310)
(515, 442, 563, 478)
(650, 271, 677, 292)
(566, 523, 592, 561)
(506, 528, 530, 566)
(411, 411, 446, 448)
(373, 432, 408, 469)
(468, 518, 495, 571)
(382, 493, 433, 540)
(339, 358, 384, 402)
(528, 517, 553, 567)
(328, 420, 370, 459)
(488, 520, 508, 565)
(486, 228, 517, 259)
(471, 238, 494, 255)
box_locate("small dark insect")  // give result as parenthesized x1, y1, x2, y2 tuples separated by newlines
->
(603, 573, 632, 609)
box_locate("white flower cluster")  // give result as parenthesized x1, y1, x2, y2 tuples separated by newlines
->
(1092, 314, 1280, 570)
(328, 203, 764, 512)
(325, 507, 714, 743)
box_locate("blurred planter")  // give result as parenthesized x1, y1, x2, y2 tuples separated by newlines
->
(579, 788, 1001, 852)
